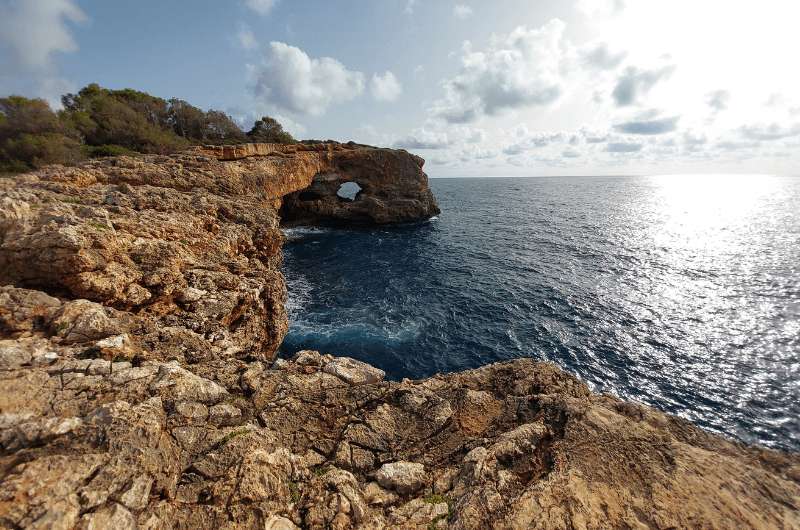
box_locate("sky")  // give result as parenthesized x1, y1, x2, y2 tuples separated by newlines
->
(1, 0, 798, 177)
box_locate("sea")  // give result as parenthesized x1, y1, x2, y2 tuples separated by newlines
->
(279, 175, 800, 451)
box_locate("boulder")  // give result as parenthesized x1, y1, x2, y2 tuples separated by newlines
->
(149, 361, 227, 404)
(323, 356, 386, 385)
(375, 462, 427, 495)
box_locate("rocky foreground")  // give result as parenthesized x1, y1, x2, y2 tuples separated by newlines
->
(0, 144, 798, 529)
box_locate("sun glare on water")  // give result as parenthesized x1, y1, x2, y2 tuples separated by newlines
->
(649, 174, 782, 247)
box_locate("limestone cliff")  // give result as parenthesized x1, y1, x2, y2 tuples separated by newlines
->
(0, 145, 798, 529)
(0, 142, 438, 361)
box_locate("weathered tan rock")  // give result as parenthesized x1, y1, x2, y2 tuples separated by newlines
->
(0, 142, 438, 363)
(0, 145, 798, 529)
(323, 356, 386, 385)
(149, 361, 228, 404)
(375, 461, 427, 495)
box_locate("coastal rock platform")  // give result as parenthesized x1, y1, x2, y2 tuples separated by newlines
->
(0, 145, 798, 529)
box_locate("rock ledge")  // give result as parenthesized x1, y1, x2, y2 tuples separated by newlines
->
(0, 146, 798, 529)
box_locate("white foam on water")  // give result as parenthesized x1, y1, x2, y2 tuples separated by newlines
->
(281, 226, 333, 242)
(285, 272, 313, 317)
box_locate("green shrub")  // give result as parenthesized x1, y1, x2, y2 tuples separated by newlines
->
(2, 132, 84, 169)
(0, 85, 299, 172)
(0, 96, 84, 172)
(247, 116, 296, 144)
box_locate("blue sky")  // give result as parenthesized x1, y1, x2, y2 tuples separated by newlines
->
(1, 0, 799, 176)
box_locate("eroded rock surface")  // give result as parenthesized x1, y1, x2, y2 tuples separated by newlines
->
(0, 146, 798, 529)
(277, 145, 440, 226)
(0, 142, 438, 363)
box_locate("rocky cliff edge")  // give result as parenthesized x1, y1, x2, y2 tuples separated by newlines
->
(0, 144, 798, 529)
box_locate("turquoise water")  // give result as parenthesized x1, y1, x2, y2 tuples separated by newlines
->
(280, 175, 800, 451)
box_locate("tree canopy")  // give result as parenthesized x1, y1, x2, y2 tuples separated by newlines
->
(246, 116, 296, 144)
(1, 84, 296, 174)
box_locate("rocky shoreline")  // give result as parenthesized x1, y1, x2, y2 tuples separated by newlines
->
(1, 144, 798, 529)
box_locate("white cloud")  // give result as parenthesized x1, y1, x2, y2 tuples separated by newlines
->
(394, 128, 452, 150)
(271, 113, 306, 137)
(371, 71, 403, 102)
(393, 123, 485, 150)
(453, 4, 473, 19)
(705, 90, 730, 112)
(405, 0, 417, 14)
(503, 126, 566, 155)
(739, 122, 800, 141)
(432, 19, 568, 123)
(579, 127, 609, 143)
(35, 76, 76, 109)
(0, 0, 86, 70)
(456, 126, 485, 143)
(237, 26, 258, 50)
(244, 0, 278, 15)
(606, 141, 643, 153)
(611, 64, 675, 106)
(249, 42, 365, 116)
(682, 131, 707, 151)
(613, 115, 679, 135)
(580, 42, 626, 70)
(460, 146, 498, 160)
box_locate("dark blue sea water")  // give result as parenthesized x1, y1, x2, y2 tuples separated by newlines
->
(279, 175, 800, 451)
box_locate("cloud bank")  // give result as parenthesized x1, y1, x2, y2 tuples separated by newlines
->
(250, 42, 365, 116)
(614, 115, 679, 135)
(432, 19, 567, 123)
(0, 0, 86, 70)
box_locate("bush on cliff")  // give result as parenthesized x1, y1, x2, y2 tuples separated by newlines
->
(61, 84, 189, 155)
(0, 84, 296, 174)
(0, 96, 84, 173)
(247, 116, 296, 144)
(167, 99, 247, 144)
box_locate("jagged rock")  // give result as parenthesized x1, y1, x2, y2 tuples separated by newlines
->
(149, 361, 228, 404)
(208, 403, 242, 426)
(0, 286, 61, 333)
(389, 498, 449, 527)
(174, 401, 209, 422)
(119, 475, 153, 511)
(323, 356, 386, 385)
(375, 462, 427, 495)
(78, 503, 136, 530)
(51, 300, 122, 344)
(0, 414, 82, 450)
(1, 143, 437, 363)
(264, 515, 300, 529)
(363, 481, 398, 506)
(0, 339, 35, 369)
(277, 144, 440, 226)
(0, 145, 797, 529)
(94, 333, 136, 360)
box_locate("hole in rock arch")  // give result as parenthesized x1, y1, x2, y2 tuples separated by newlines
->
(336, 181, 362, 202)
